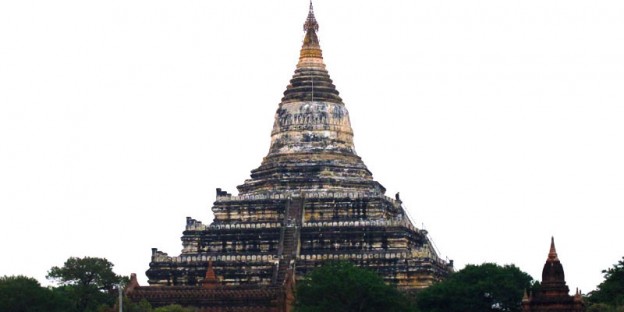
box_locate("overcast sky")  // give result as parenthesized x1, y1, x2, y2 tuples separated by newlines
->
(1, 1, 623, 294)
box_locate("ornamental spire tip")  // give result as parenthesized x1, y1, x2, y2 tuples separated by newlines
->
(304, 1, 319, 32)
(298, 0, 323, 66)
(548, 236, 559, 261)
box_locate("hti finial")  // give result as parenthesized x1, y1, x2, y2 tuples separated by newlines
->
(304, 1, 319, 32)
(298, 0, 324, 67)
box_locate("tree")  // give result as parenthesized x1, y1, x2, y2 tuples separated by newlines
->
(122, 298, 154, 312)
(0, 275, 71, 312)
(47, 257, 125, 312)
(416, 263, 535, 312)
(588, 257, 624, 308)
(586, 303, 624, 312)
(295, 261, 416, 312)
(47, 257, 123, 290)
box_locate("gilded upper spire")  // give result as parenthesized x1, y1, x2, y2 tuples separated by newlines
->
(236, 3, 381, 195)
(281, 2, 341, 105)
(298, 1, 323, 68)
(548, 236, 559, 261)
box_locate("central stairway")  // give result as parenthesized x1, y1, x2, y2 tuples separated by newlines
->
(274, 198, 304, 285)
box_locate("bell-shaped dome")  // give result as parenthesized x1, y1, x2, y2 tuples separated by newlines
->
(238, 2, 383, 195)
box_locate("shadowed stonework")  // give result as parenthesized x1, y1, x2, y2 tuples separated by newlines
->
(127, 3, 452, 310)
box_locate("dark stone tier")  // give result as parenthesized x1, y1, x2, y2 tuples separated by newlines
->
(146, 194, 451, 290)
(129, 3, 453, 310)
(281, 68, 342, 104)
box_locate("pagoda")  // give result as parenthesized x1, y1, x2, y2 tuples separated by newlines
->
(127, 3, 452, 310)
(522, 237, 585, 312)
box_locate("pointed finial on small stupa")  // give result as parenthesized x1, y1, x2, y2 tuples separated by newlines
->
(548, 236, 559, 261)
(522, 289, 529, 302)
(202, 259, 218, 289)
(304, 1, 319, 32)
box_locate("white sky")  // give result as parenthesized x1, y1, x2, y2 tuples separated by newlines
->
(1, 1, 623, 294)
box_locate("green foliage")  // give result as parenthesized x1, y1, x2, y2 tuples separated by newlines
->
(47, 257, 123, 290)
(295, 261, 416, 312)
(0, 275, 71, 312)
(416, 263, 534, 312)
(51, 283, 113, 312)
(154, 304, 196, 312)
(588, 257, 624, 309)
(587, 303, 611, 312)
(47, 256, 125, 312)
(123, 298, 155, 312)
(587, 303, 624, 312)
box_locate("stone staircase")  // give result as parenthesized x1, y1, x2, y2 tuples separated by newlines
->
(273, 198, 304, 285)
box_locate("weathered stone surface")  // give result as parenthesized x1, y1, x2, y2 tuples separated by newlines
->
(130, 3, 452, 310)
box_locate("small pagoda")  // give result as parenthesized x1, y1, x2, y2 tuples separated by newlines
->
(522, 237, 585, 312)
(127, 3, 452, 310)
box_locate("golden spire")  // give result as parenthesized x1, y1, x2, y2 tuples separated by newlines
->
(298, 1, 324, 68)
(548, 236, 559, 261)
